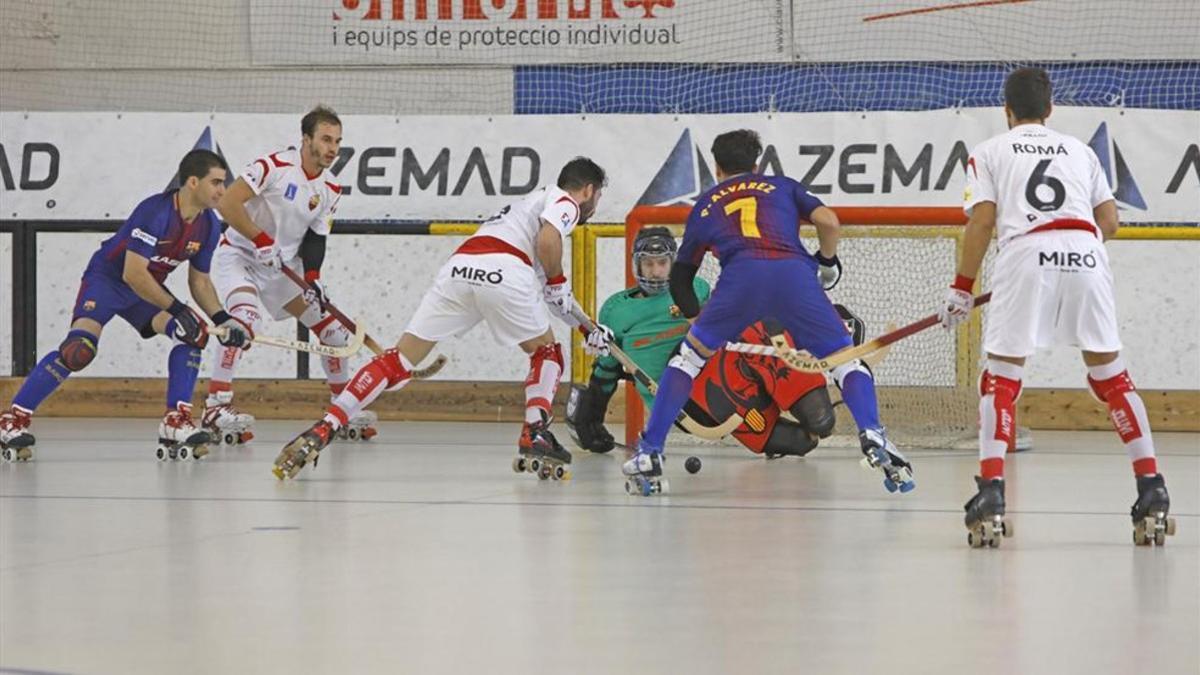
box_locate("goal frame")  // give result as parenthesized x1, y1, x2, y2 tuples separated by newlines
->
(607, 205, 977, 449)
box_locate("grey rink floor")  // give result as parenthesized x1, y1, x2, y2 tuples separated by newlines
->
(0, 420, 1197, 675)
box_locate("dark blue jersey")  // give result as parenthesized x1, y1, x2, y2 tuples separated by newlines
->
(86, 191, 222, 283)
(679, 174, 825, 268)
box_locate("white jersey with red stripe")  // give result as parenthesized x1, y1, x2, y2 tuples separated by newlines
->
(469, 186, 580, 281)
(964, 123, 1113, 246)
(225, 147, 341, 261)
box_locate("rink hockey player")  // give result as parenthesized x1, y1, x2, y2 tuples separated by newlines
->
(623, 130, 914, 496)
(203, 106, 376, 445)
(567, 226, 841, 459)
(0, 151, 251, 462)
(943, 67, 1175, 547)
(273, 158, 612, 480)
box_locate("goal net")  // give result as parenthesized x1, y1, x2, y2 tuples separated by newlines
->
(1, 1, 1195, 114)
(614, 205, 1001, 451)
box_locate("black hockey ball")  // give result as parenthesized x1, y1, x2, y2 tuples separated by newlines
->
(685, 456, 702, 474)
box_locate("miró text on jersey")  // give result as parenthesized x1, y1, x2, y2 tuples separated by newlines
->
(451, 266, 504, 285)
(1038, 251, 1097, 268)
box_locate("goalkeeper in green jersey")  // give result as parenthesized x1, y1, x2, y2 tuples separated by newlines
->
(567, 227, 841, 457)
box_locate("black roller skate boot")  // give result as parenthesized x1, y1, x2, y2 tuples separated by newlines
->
(964, 476, 1012, 548)
(1131, 474, 1175, 546)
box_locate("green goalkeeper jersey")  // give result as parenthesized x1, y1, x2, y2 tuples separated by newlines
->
(591, 277, 711, 407)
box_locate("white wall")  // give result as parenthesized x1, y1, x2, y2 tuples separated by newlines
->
(25, 233, 574, 382)
(5, 231, 1197, 389)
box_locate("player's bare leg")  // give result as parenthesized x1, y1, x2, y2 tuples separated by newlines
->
(513, 330, 571, 481)
(273, 332, 431, 479)
(1083, 350, 1175, 545)
(206, 286, 261, 444)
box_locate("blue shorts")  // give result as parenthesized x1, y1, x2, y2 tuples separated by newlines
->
(690, 258, 851, 358)
(71, 271, 162, 333)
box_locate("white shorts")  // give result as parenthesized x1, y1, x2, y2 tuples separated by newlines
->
(209, 244, 306, 321)
(405, 252, 550, 346)
(984, 230, 1122, 358)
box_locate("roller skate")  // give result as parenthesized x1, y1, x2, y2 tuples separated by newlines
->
(859, 428, 915, 493)
(156, 404, 210, 461)
(964, 476, 1012, 548)
(512, 419, 572, 481)
(622, 436, 668, 496)
(202, 391, 255, 446)
(335, 409, 378, 442)
(273, 419, 334, 480)
(1131, 474, 1175, 546)
(0, 407, 36, 462)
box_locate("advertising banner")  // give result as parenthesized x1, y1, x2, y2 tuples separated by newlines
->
(2, 108, 1196, 223)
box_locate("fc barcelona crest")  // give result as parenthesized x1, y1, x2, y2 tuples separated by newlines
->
(83, 300, 96, 311)
(185, 241, 201, 255)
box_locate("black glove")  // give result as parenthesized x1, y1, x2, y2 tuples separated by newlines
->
(303, 278, 330, 311)
(167, 300, 208, 349)
(815, 252, 842, 291)
(211, 310, 253, 350)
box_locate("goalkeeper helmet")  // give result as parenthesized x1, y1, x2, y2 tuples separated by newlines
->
(632, 227, 677, 296)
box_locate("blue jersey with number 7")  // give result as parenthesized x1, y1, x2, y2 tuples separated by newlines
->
(679, 174, 825, 268)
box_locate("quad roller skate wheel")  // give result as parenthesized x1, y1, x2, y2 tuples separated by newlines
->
(1134, 515, 1176, 546)
(156, 446, 168, 461)
(222, 432, 238, 446)
(512, 456, 527, 473)
(538, 465, 552, 480)
(346, 428, 359, 440)
(529, 458, 542, 475)
(177, 446, 190, 461)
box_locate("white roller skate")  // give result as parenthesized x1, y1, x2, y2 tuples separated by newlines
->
(202, 391, 255, 446)
(623, 437, 668, 496)
(859, 428, 915, 493)
(273, 419, 334, 480)
(335, 409, 378, 442)
(1, 406, 36, 462)
(157, 404, 211, 461)
(513, 419, 572, 481)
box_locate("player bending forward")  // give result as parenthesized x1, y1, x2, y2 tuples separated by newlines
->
(943, 67, 1174, 547)
(0, 151, 251, 461)
(273, 158, 611, 479)
(624, 130, 914, 496)
(568, 226, 840, 459)
(204, 106, 375, 445)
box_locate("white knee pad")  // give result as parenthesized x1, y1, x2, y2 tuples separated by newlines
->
(297, 301, 324, 328)
(225, 290, 264, 333)
(668, 342, 708, 378)
(830, 359, 871, 390)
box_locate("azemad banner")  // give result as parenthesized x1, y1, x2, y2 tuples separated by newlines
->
(250, 0, 788, 65)
(1, 109, 1196, 223)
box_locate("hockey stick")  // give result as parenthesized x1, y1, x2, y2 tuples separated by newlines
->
(726, 293, 992, 373)
(211, 320, 365, 359)
(279, 265, 449, 378)
(571, 306, 743, 440)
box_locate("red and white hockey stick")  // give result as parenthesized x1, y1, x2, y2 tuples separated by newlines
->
(279, 265, 447, 379)
(726, 293, 992, 373)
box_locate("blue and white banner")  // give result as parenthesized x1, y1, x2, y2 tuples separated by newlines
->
(1, 108, 1196, 223)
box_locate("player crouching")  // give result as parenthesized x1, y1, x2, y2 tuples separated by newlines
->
(273, 158, 611, 479)
(567, 226, 843, 459)
(0, 151, 252, 462)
